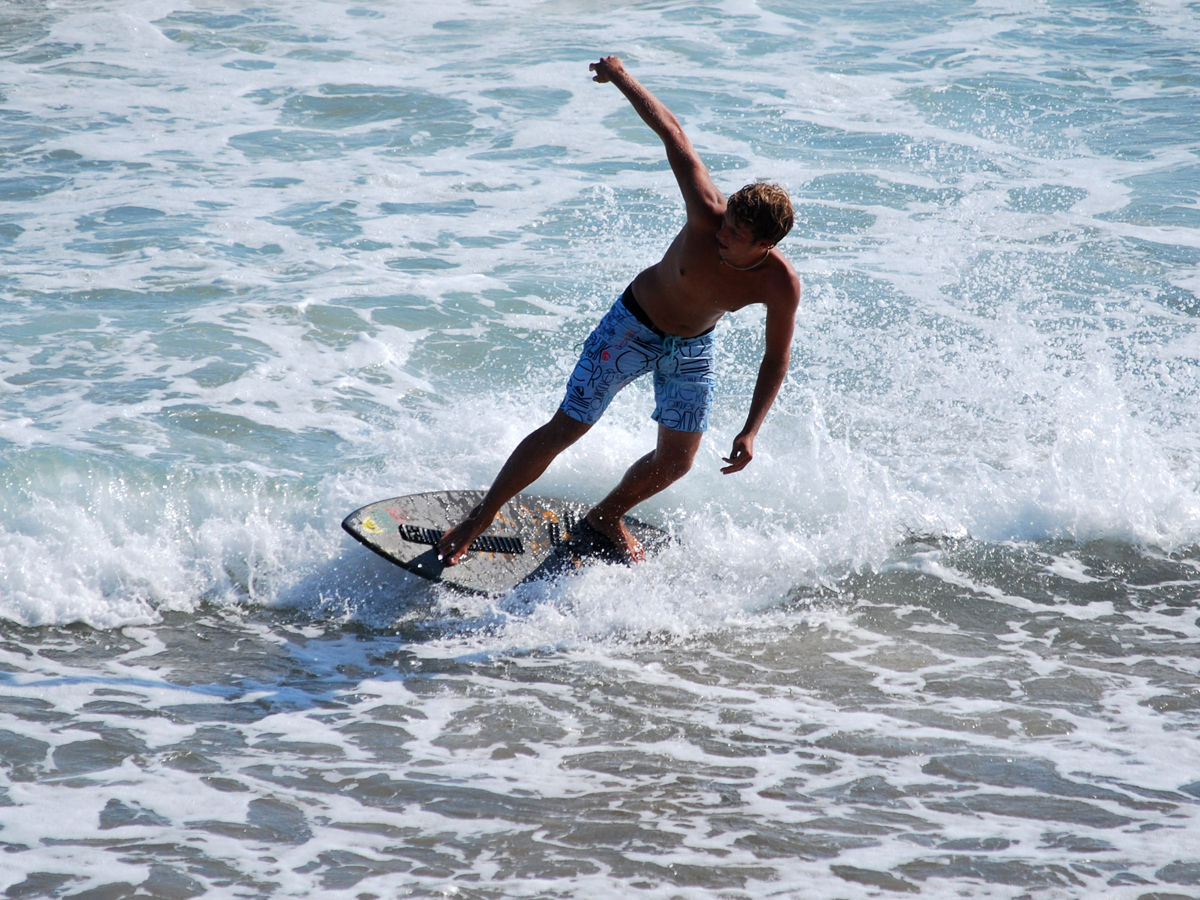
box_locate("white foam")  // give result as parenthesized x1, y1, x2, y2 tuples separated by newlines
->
(2, 0, 1199, 633)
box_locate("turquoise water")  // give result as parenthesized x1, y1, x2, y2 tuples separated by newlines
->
(2, 0, 1199, 897)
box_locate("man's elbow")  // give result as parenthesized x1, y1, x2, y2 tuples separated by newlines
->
(761, 350, 791, 376)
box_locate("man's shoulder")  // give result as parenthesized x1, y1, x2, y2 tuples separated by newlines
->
(763, 253, 802, 305)
(683, 201, 726, 233)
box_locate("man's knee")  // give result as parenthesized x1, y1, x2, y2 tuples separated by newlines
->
(655, 431, 702, 481)
(537, 409, 591, 449)
(658, 452, 694, 482)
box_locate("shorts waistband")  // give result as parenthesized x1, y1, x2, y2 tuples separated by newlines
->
(620, 284, 715, 339)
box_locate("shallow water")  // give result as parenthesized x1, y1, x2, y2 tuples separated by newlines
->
(2, 0, 1199, 896)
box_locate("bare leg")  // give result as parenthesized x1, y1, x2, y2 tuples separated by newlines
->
(585, 424, 702, 561)
(438, 410, 591, 564)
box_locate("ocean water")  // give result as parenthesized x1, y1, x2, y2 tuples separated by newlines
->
(2, 0, 1199, 896)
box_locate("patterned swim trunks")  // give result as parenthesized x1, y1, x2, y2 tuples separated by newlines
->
(559, 285, 716, 433)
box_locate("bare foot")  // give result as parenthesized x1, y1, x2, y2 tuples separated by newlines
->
(583, 513, 646, 563)
(437, 507, 492, 566)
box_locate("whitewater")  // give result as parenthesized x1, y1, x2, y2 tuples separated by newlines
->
(1, 0, 1199, 897)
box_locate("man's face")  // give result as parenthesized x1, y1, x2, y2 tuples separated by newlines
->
(716, 210, 769, 262)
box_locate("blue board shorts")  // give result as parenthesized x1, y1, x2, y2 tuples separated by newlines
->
(559, 285, 716, 433)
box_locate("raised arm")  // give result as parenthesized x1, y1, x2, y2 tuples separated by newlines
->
(590, 56, 724, 223)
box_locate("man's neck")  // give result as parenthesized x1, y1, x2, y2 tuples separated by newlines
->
(720, 247, 772, 272)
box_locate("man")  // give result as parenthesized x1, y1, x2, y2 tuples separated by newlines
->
(438, 55, 800, 565)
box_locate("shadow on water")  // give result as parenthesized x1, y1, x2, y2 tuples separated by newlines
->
(276, 535, 572, 644)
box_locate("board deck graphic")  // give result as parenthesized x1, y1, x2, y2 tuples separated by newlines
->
(342, 490, 666, 594)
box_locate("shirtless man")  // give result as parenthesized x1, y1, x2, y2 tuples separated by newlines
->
(437, 55, 801, 564)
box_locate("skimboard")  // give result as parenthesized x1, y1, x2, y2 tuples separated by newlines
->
(342, 490, 666, 595)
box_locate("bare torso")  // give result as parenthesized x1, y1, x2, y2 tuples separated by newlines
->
(630, 217, 791, 338)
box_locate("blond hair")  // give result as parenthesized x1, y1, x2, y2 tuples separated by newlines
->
(726, 182, 794, 246)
